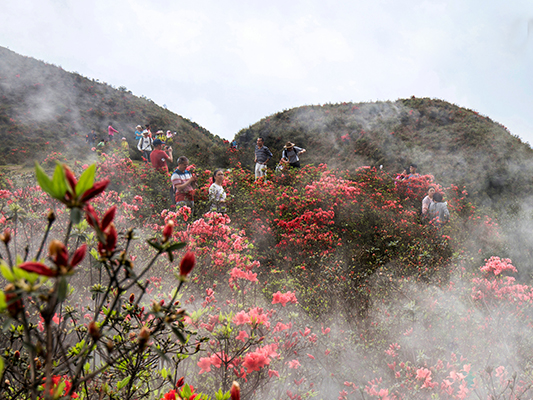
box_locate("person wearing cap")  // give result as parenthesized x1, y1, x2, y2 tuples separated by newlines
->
(134, 125, 143, 140)
(155, 130, 166, 141)
(150, 139, 173, 173)
(254, 137, 273, 181)
(280, 142, 306, 169)
(137, 130, 153, 163)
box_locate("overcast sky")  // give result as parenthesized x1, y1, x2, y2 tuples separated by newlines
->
(1, 0, 532, 142)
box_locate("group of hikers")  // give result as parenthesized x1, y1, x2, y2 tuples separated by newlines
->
(134, 124, 227, 214)
(85, 124, 130, 155)
(87, 126, 448, 226)
(253, 137, 306, 180)
(145, 135, 307, 215)
(397, 163, 450, 227)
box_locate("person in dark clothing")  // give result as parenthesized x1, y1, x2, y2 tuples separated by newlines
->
(280, 141, 306, 169)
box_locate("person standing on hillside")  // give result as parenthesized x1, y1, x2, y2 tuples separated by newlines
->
(422, 186, 435, 219)
(87, 129, 97, 147)
(428, 192, 449, 228)
(134, 125, 143, 140)
(150, 139, 173, 173)
(155, 130, 166, 141)
(209, 169, 227, 213)
(254, 137, 272, 181)
(397, 163, 420, 181)
(108, 124, 119, 142)
(280, 141, 306, 169)
(137, 130, 153, 163)
(171, 156, 197, 211)
(121, 137, 129, 157)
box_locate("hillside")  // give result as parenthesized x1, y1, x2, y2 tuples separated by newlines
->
(0, 46, 228, 167)
(234, 99, 533, 213)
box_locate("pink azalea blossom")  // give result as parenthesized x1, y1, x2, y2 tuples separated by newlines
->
(288, 359, 301, 369)
(236, 330, 249, 342)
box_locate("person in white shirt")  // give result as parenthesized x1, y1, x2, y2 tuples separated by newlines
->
(421, 186, 435, 219)
(209, 169, 227, 213)
(137, 130, 153, 163)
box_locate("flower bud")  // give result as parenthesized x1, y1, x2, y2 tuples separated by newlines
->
(176, 377, 185, 388)
(138, 326, 150, 350)
(49, 240, 64, 257)
(106, 340, 114, 353)
(5, 284, 22, 318)
(0, 228, 11, 244)
(88, 321, 101, 341)
(230, 381, 240, 400)
(129, 293, 135, 303)
(162, 220, 174, 243)
(179, 251, 196, 277)
(47, 211, 56, 223)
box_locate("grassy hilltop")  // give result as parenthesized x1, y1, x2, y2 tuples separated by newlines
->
(0, 46, 228, 168)
(233, 99, 533, 213)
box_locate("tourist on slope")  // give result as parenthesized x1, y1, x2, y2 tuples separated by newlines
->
(399, 163, 420, 180)
(171, 156, 197, 211)
(280, 141, 306, 169)
(137, 130, 153, 163)
(108, 123, 119, 141)
(87, 129, 97, 147)
(134, 125, 143, 140)
(121, 137, 129, 156)
(254, 137, 272, 181)
(96, 138, 106, 155)
(155, 130, 166, 141)
(150, 139, 173, 173)
(428, 192, 449, 228)
(422, 186, 436, 219)
(209, 169, 227, 213)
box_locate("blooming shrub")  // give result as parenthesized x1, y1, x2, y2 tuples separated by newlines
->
(0, 154, 527, 400)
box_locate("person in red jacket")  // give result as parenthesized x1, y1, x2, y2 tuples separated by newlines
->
(150, 139, 173, 173)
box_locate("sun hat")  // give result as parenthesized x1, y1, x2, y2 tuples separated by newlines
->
(284, 141, 295, 149)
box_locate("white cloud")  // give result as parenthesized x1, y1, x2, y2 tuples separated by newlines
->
(0, 0, 532, 141)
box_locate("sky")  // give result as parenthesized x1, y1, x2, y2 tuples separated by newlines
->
(1, 0, 532, 142)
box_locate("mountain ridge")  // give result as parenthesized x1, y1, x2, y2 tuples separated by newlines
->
(233, 97, 533, 212)
(0, 46, 228, 167)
